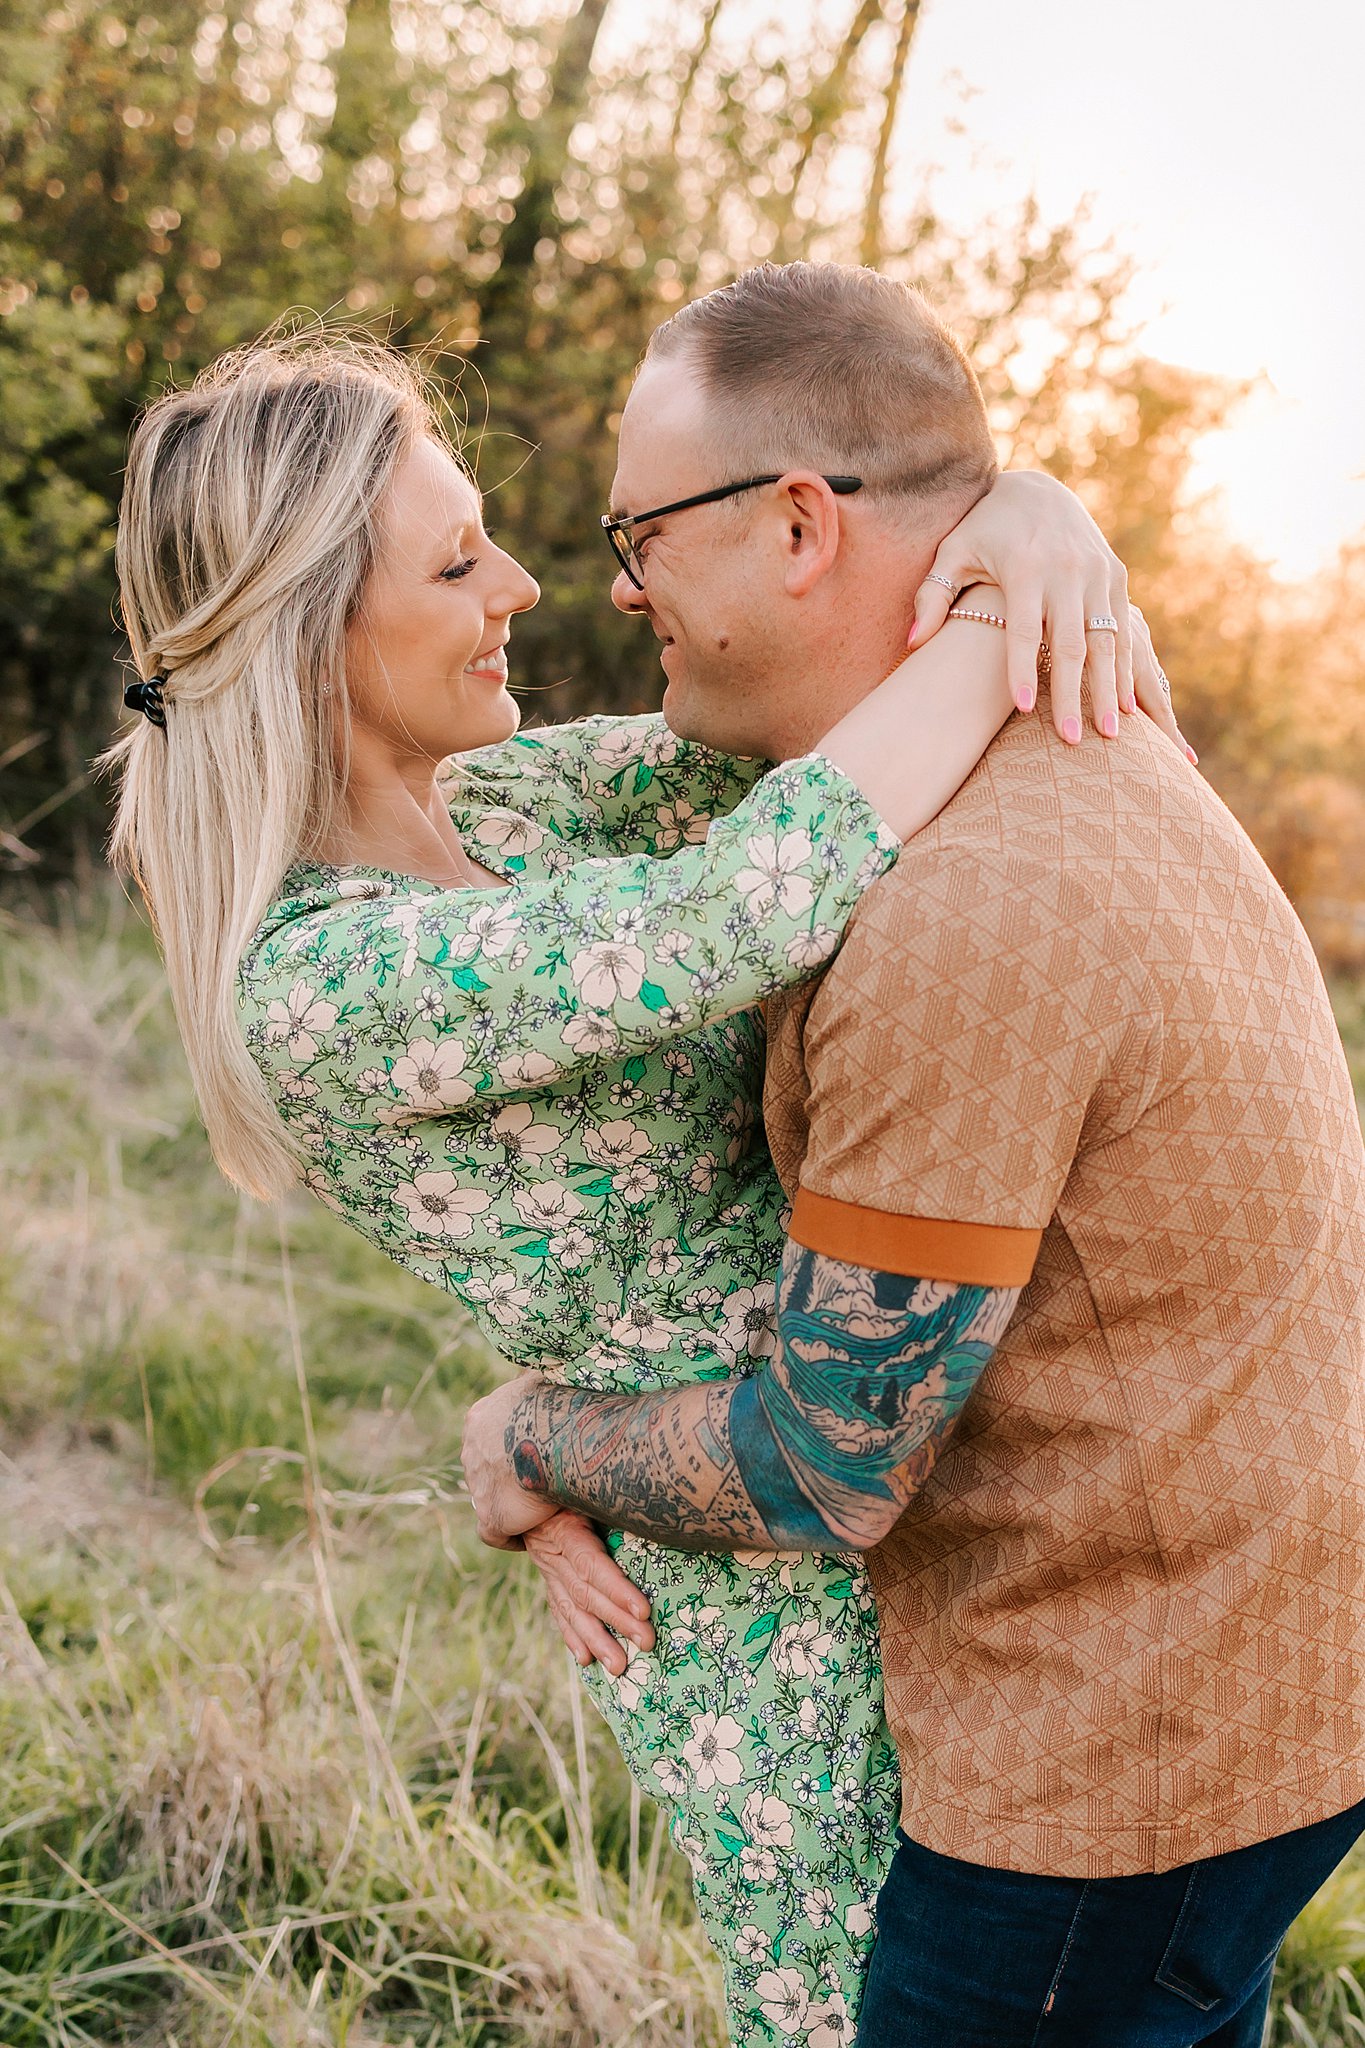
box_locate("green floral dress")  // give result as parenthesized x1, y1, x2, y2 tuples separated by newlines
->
(238, 717, 903, 2047)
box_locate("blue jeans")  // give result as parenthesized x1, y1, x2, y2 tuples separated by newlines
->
(856, 1796, 1365, 2047)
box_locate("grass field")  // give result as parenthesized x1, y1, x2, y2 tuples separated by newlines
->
(2, 888, 1363, 2047)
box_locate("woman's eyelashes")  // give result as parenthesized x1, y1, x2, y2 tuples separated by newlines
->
(440, 556, 477, 582)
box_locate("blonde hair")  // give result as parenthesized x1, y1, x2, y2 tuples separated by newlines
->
(104, 331, 441, 1200)
(647, 260, 998, 514)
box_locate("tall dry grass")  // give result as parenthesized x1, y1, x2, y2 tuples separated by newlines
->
(0, 887, 724, 2046)
(2, 890, 1364, 2045)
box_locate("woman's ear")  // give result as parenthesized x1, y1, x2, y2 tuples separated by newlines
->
(776, 472, 844, 598)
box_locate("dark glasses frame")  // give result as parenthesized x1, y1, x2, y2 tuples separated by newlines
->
(601, 473, 864, 588)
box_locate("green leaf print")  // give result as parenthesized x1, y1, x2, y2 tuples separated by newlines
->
(511, 1236, 551, 1258)
(624, 1056, 648, 1082)
(714, 1829, 748, 1857)
(448, 965, 490, 993)
(638, 980, 671, 1012)
(632, 761, 655, 797)
(742, 1613, 779, 1647)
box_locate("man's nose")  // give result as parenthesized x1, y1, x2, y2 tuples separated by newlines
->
(611, 568, 648, 615)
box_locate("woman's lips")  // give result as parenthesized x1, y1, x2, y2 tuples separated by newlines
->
(465, 648, 508, 682)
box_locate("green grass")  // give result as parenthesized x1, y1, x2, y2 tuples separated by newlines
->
(1, 890, 1363, 2046)
(0, 889, 720, 2046)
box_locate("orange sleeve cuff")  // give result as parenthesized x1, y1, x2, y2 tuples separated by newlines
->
(788, 1189, 1042, 1287)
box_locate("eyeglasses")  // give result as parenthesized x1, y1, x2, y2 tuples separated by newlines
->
(601, 473, 863, 589)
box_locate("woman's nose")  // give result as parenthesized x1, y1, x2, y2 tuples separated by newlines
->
(496, 554, 540, 616)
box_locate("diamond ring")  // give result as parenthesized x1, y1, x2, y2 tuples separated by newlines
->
(1086, 615, 1120, 632)
(925, 572, 957, 593)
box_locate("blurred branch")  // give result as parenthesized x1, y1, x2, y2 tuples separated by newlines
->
(861, 0, 921, 267)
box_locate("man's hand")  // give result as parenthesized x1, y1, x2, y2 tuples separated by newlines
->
(523, 1511, 655, 1673)
(460, 1372, 561, 1549)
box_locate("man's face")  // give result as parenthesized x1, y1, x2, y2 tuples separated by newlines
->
(608, 354, 788, 754)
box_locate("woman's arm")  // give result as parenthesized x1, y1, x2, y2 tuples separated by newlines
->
(908, 470, 1193, 759)
(439, 713, 766, 858)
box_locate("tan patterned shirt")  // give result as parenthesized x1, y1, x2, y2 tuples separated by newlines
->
(764, 703, 1365, 1878)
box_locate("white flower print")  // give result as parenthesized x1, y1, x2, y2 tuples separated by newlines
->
(682, 1711, 745, 1790)
(689, 1153, 719, 1193)
(463, 1272, 533, 1327)
(734, 1924, 771, 1962)
(785, 924, 840, 971)
(651, 1757, 689, 1799)
(512, 1183, 583, 1232)
(614, 1160, 659, 1204)
(265, 981, 338, 1060)
(496, 1048, 556, 1086)
(736, 829, 817, 917)
(653, 928, 694, 966)
(548, 1224, 593, 1268)
(471, 811, 545, 857)
(386, 1036, 475, 1115)
(336, 875, 394, 900)
(614, 1649, 651, 1714)
(742, 1790, 795, 1849)
(845, 1902, 875, 1939)
(379, 901, 425, 976)
(646, 1239, 683, 1278)
(771, 1619, 834, 1680)
(796, 1697, 822, 1739)
(582, 1119, 650, 1169)
(610, 1304, 684, 1353)
(491, 1102, 560, 1157)
(714, 1282, 778, 1364)
(449, 899, 522, 961)
(806, 1993, 856, 2047)
(590, 725, 649, 771)
(803, 1887, 837, 1930)
(570, 939, 646, 1009)
(755, 1969, 809, 2034)
(278, 1072, 319, 1102)
(740, 1844, 780, 1884)
(392, 1172, 490, 1241)
(560, 1009, 620, 1057)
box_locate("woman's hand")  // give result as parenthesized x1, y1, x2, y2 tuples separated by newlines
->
(909, 471, 1196, 762)
(523, 1510, 655, 1674)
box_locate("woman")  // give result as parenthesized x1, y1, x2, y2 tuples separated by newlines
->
(107, 333, 1179, 2043)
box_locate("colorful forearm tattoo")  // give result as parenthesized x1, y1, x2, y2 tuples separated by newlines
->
(505, 1245, 1018, 1553)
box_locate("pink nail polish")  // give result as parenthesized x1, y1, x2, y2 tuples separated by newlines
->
(1101, 711, 1119, 738)
(1062, 716, 1082, 744)
(906, 614, 919, 648)
(1016, 688, 1035, 714)
(1186, 743, 1199, 765)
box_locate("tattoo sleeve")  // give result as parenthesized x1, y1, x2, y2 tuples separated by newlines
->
(504, 1245, 1018, 1553)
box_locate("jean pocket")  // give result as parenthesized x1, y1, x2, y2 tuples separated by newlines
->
(1154, 1868, 1283, 2013)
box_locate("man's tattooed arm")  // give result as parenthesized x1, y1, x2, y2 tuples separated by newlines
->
(504, 1244, 1019, 1553)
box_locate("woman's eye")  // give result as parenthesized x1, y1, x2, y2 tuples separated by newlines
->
(440, 558, 477, 582)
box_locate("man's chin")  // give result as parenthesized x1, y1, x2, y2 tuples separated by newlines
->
(661, 674, 728, 750)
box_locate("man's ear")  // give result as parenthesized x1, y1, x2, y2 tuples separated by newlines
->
(773, 472, 844, 598)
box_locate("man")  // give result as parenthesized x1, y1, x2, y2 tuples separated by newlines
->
(463, 262, 1365, 2044)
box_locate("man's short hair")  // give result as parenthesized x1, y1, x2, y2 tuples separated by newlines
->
(646, 260, 998, 514)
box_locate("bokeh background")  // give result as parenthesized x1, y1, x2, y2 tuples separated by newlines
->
(2, 1, 1364, 2042)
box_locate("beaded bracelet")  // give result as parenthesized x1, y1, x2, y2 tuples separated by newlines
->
(946, 606, 1052, 677)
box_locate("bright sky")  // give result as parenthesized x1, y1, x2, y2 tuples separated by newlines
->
(891, 0, 1365, 578)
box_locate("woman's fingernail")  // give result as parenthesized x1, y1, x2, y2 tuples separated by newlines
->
(906, 614, 919, 647)
(1101, 711, 1119, 738)
(1016, 687, 1035, 714)
(1186, 743, 1199, 765)
(1062, 716, 1082, 744)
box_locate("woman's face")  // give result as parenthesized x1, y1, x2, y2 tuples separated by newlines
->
(346, 436, 540, 760)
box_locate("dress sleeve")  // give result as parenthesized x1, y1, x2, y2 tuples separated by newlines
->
(240, 753, 898, 1126)
(437, 713, 767, 859)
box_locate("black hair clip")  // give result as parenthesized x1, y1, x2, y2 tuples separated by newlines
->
(124, 672, 168, 730)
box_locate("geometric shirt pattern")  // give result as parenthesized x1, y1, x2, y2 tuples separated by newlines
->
(765, 701, 1365, 1878)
